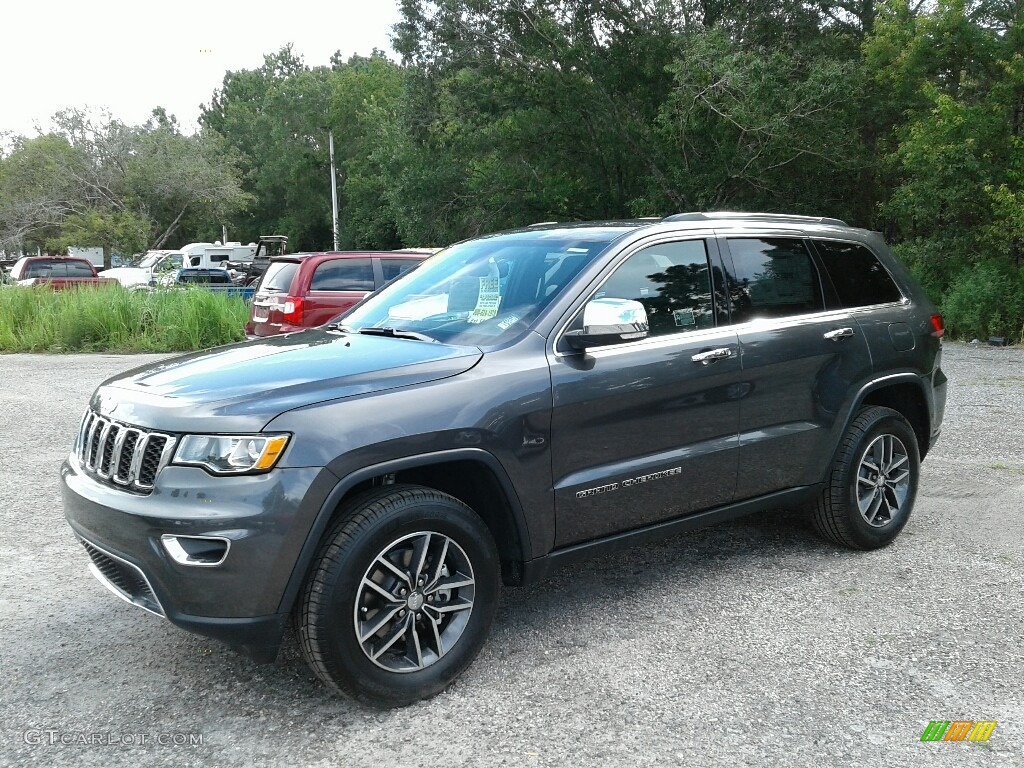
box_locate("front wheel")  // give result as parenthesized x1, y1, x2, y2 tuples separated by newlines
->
(296, 485, 500, 707)
(811, 406, 921, 550)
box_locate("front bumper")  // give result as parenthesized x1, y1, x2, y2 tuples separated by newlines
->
(61, 453, 337, 658)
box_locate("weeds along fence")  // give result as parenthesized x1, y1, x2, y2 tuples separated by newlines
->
(0, 285, 250, 353)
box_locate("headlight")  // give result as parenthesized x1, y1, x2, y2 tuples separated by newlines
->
(173, 434, 290, 474)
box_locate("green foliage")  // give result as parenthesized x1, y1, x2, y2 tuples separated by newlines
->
(939, 260, 1024, 342)
(0, 110, 250, 261)
(47, 209, 151, 258)
(6, 0, 1024, 343)
(651, 31, 868, 219)
(0, 286, 250, 353)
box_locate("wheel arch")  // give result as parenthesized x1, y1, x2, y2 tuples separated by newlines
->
(855, 376, 932, 460)
(278, 449, 533, 617)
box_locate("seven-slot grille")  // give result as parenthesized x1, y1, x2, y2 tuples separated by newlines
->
(76, 409, 176, 492)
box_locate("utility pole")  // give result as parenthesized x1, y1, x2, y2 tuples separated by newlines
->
(329, 129, 339, 251)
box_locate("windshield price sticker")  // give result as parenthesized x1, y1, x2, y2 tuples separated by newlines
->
(467, 276, 501, 324)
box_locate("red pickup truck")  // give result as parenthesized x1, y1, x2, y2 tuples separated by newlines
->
(9, 257, 118, 289)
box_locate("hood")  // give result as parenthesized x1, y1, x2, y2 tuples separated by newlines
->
(92, 329, 482, 433)
(100, 266, 152, 286)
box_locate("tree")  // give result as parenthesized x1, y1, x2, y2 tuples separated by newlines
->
(0, 109, 250, 266)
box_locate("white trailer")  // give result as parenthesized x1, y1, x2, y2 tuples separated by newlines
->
(67, 247, 105, 267)
(101, 242, 257, 288)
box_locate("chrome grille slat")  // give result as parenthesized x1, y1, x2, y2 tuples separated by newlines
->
(114, 430, 140, 484)
(96, 421, 115, 477)
(75, 409, 177, 493)
(85, 415, 102, 469)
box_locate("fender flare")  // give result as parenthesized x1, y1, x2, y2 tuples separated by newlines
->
(275, 448, 533, 616)
(829, 372, 930, 464)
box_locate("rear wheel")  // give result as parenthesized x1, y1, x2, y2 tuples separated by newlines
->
(811, 406, 920, 550)
(296, 485, 500, 707)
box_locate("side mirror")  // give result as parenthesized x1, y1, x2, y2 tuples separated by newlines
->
(564, 298, 649, 351)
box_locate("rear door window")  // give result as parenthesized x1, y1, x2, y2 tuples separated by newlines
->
(724, 238, 825, 323)
(812, 239, 903, 307)
(310, 258, 375, 291)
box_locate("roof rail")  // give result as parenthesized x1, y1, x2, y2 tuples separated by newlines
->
(527, 221, 559, 227)
(662, 211, 848, 227)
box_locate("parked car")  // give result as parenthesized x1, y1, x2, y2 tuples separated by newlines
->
(158, 268, 256, 301)
(61, 212, 946, 707)
(9, 256, 118, 289)
(244, 251, 432, 338)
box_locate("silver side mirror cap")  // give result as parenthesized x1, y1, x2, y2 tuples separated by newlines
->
(564, 297, 649, 350)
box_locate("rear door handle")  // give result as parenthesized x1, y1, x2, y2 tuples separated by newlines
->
(823, 327, 855, 341)
(691, 347, 734, 364)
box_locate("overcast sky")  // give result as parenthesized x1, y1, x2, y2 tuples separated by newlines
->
(1, 0, 403, 140)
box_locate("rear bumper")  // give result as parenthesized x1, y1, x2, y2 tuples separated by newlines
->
(61, 454, 338, 658)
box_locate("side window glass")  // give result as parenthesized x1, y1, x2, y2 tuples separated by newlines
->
(380, 258, 417, 283)
(596, 240, 715, 337)
(726, 238, 824, 323)
(310, 258, 374, 291)
(159, 255, 183, 272)
(812, 239, 903, 307)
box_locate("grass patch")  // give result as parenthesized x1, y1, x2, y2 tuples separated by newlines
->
(990, 463, 1024, 475)
(0, 285, 250, 353)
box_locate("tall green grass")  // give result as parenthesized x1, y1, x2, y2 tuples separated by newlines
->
(0, 286, 250, 353)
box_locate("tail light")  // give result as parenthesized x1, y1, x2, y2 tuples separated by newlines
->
(281, 296, 304, 324)
(930, 314, 944, 338)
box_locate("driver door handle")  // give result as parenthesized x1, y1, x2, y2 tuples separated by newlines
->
(823, 327, 855, 341)
(691, 347, 734, 365)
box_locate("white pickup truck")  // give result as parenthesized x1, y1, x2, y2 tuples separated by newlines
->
(101, 242, 257, 288)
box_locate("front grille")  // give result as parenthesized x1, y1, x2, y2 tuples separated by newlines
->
(81, 539, 164, 616)
(76, 410, 176, 492)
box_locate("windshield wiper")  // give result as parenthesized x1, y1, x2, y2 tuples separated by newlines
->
(326, 324, 438, 343)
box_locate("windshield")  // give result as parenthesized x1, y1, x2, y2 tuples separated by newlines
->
(138, 251, 181, 269)
(340, 228, 628, 345)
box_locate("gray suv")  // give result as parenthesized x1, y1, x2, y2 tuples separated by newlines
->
(61, 212, 947, 707)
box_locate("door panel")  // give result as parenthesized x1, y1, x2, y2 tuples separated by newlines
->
(548, 238, 744, 547)
(732, 314, 872, 497)
(719, 236, 873, 498)
(549, 331, 743, 546)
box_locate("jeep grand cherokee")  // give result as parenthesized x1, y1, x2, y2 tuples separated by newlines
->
(61, 212, 947, 707)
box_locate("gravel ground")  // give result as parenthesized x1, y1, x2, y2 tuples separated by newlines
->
(0, 342, 1022, 767)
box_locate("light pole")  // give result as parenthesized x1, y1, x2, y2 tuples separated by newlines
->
(328, 129, 339, 251)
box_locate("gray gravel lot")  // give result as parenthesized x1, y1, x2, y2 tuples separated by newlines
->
(1, 342, 1022, 767)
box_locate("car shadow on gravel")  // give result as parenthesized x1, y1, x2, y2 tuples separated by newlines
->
(164, 506, 839, 713)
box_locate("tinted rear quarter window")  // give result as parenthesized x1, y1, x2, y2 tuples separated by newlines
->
(726, 238, 825, 323)
(259, 261, 300, 293)
(310, 258, 375, 291)
(380, 258, 419, 283)
(812, 239, 903, 307)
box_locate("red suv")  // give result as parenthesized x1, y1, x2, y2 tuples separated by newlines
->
(244, 251, 432, 338)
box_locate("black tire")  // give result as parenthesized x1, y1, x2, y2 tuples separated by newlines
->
(811, 406, 920, 550)
(296, 484, 500, 707)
